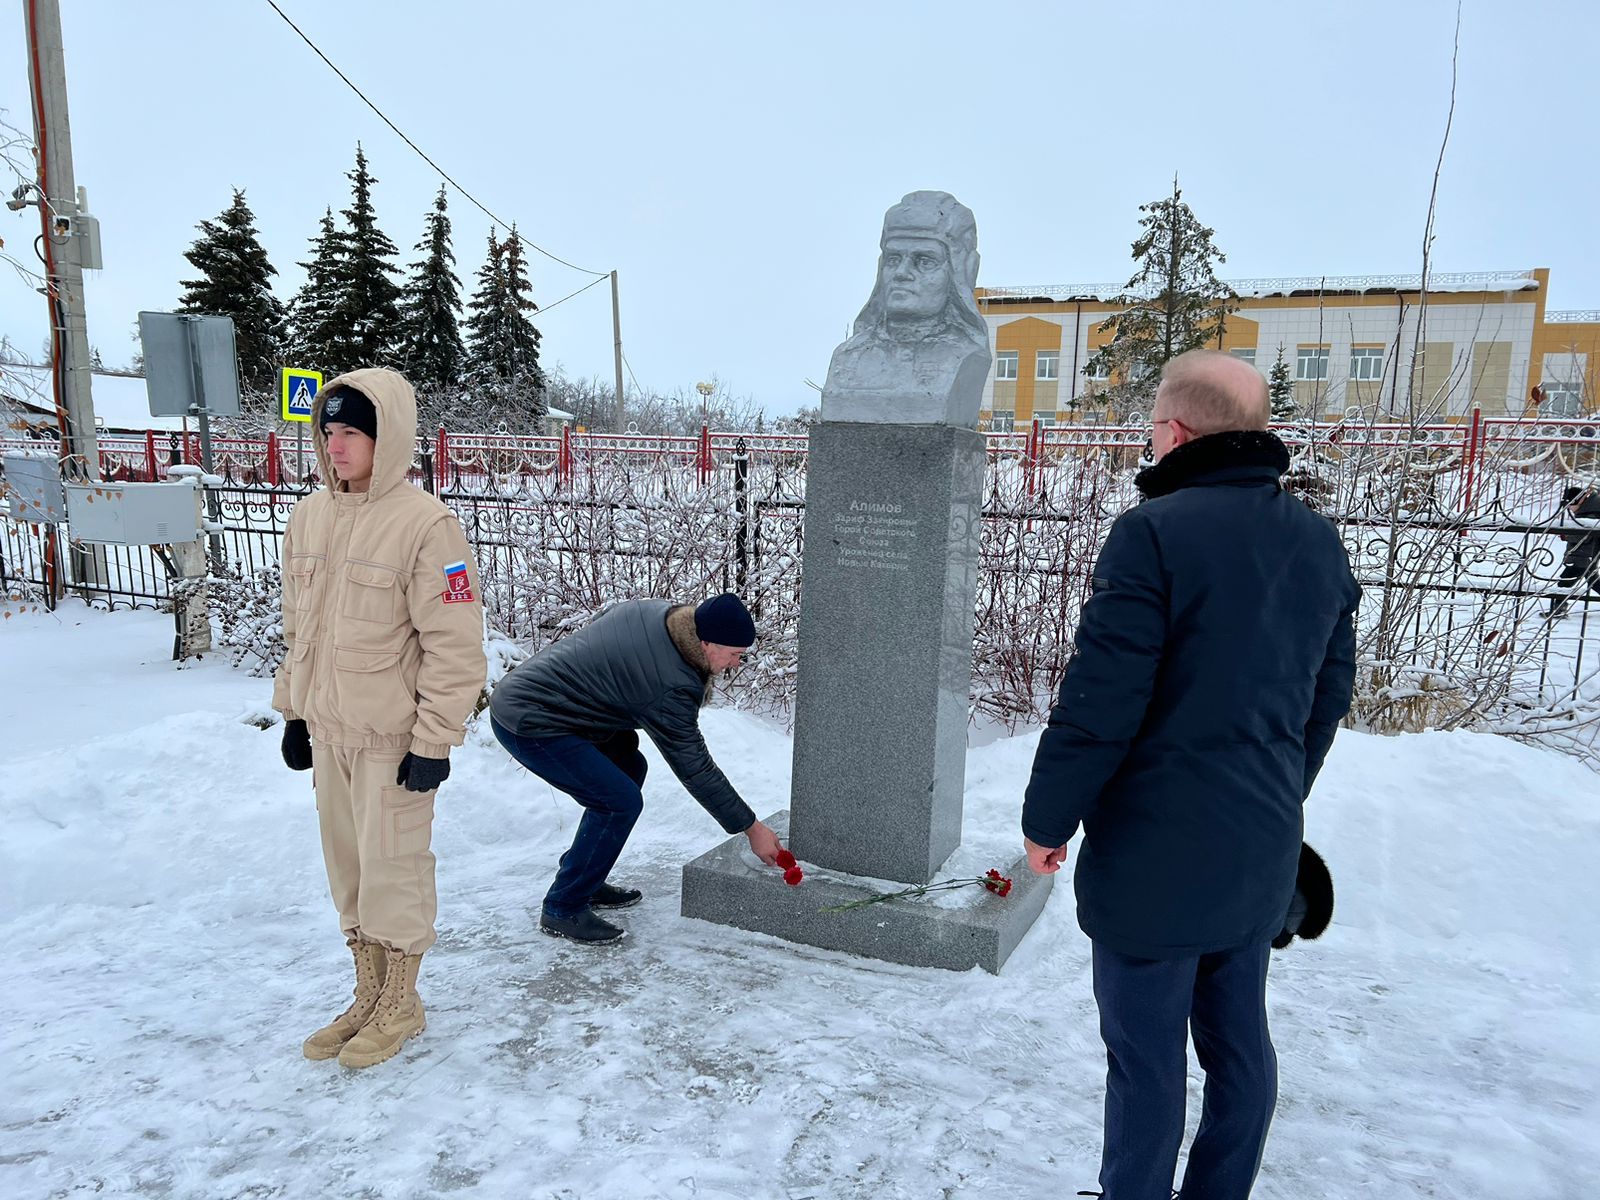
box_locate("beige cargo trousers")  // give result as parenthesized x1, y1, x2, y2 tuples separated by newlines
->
(313, 744, 437, 956)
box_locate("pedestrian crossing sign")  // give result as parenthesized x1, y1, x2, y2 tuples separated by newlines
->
(280, 368, 323, 423)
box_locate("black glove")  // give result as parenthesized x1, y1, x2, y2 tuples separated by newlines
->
(397, 751, 450, 793)
(281, 719, 312, 771)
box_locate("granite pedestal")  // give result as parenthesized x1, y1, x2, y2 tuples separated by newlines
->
(681, 811, 1053, 973)
(785, 420, 985, 884)
(681, 421, 1055, 973)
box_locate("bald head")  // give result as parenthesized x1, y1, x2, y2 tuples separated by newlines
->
(1155, 350, 1270, 436)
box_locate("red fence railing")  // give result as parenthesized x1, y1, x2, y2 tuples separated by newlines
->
(4, 412, 1598, 495)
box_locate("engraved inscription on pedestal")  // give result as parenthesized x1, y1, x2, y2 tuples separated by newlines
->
(832, 499, 918, 573)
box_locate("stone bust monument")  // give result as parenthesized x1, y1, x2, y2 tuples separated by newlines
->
(821, 191, 992, 428)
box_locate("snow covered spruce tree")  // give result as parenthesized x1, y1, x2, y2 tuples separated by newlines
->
(1084, 177, 1236, 412)
(324, 144, 403, 372)
(1269, 343, 1296, 420)
(177, 189, 285, 401)
(464, 225, 547, 432)
(396, 185, 465, 395)
(286, 147, 404, 376)
(286, 208, 343, 373)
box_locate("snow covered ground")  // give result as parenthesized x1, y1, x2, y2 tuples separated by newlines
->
(2, 603, 1597, 1200)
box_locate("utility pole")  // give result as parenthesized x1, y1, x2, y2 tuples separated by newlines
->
(24, 0, 99, 479)
(611, 270, 626, 432)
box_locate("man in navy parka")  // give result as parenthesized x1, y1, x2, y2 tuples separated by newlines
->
(1022, 349, 1359, 1200)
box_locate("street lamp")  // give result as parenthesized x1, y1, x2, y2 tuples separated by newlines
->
(695, 380, 714, 429)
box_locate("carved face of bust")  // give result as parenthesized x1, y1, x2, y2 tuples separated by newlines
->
(879, 236, 950, 323)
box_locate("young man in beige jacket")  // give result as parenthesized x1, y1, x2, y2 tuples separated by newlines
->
(271, 367, 487, 1069)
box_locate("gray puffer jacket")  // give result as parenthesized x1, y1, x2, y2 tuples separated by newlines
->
(489, 599, 756, 834)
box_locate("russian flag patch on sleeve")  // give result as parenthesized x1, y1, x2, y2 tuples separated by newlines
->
(442, 560, 475, 603)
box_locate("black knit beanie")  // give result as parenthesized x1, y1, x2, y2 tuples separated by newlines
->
(319, 386, 378, 440)
(694, 593, 756, 647)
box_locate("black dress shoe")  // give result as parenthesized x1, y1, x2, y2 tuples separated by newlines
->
(539, 908, 626, 944)
(589, 881, 643, 909)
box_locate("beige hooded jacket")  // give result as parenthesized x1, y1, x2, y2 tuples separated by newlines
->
(270, 368, 487, 759)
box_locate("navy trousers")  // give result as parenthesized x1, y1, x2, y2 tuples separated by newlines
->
(491, 719, 649, 918)
(1092, 940, 1277, 1200)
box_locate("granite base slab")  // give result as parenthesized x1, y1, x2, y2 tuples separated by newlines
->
(680, 811, 1055, 975)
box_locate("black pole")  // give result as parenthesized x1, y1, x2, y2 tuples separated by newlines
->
(734, 437, 748, 593)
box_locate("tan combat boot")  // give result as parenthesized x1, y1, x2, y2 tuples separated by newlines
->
(303, 937, 388, 1060)
(337, 946, 426, 1069)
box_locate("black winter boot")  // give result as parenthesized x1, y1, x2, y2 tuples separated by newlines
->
(589, 881, 643, 909)
(540, 908, 626, 944)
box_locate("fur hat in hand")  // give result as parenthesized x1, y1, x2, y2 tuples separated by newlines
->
(1272, 842, 1334, 949)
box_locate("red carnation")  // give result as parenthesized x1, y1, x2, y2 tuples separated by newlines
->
(783, 866, 804, 886)
(775, 848, 797, 870)
(982, 869, 1014, 897)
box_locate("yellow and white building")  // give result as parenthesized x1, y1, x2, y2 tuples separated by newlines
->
(976, 268, 1600, 429)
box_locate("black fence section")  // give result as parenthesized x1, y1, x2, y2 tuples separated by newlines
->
(0, 514, 53, 604)
(2, 519, 176, 611)
(4, 450, 1598, 755)
(210, 485, 308, 575)
(0, 486, 306, 612)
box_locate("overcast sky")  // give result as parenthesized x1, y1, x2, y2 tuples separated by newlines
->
(2, 0, 1596, 417)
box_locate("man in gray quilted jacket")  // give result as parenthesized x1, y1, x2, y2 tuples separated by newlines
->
(489, 593, 781, 943)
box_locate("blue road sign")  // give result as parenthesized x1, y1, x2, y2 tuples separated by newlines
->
(281, 368, 323, 423)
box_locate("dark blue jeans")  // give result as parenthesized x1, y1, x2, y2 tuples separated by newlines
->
(1092, 940, 1277, 1200)
(491, 718, 649, 918)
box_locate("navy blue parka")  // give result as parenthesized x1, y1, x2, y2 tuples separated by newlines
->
(1022, 431, 1359, 959)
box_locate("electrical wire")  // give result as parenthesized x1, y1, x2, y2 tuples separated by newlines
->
(533, 272, 611, 319)
(621, 352, 644, 397)
(264, 0, 608, 279)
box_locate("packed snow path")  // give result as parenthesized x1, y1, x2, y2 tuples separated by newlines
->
(2, 605, 1595, 1198)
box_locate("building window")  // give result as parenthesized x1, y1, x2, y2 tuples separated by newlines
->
(1541, 382, 1586, 417)
(1085, 357, 1110, 381)
(1035, 413, 1058, 428)
(988, 410, 1015, 433)
(995, 351, 1018, 381)
(1350, 346, 1386, 381)
(1229, 348, 1256, 367)
(1036, 350, 1060, 381)
(1296, 346, 1330, 381)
